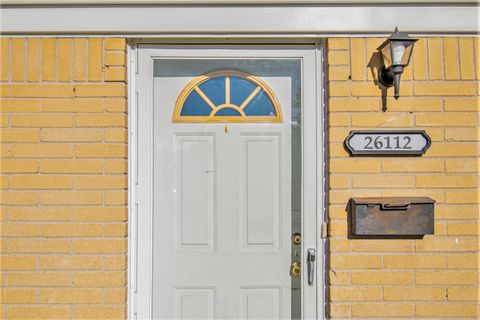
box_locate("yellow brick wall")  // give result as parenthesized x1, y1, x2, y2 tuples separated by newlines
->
(1, 36, 478, 319)
(0, 38, 128, 319)
(327, 37, 479, 318)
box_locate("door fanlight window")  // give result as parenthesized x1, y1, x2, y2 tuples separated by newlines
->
(173, 70, 283, 122)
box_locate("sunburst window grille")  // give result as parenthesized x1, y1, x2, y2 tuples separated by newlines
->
(173, 70, 282, 123)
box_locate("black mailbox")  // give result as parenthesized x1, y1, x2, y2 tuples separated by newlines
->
(349, 197, 434, 236)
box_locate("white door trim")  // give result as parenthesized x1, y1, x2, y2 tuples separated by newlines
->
(128, 42, 326, 319)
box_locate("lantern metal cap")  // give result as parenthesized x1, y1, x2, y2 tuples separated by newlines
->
(377, 27, 418, 50)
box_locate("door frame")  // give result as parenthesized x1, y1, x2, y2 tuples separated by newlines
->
(128, 42, 327, 319)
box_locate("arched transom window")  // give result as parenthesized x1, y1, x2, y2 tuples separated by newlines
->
(173, 70, 282, 122)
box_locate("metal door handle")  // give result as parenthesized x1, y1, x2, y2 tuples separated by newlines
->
(307, 248, 316, 286)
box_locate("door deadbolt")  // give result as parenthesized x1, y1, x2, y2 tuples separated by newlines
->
(291, 233, 301, 245)
(290, 261, 301, 277)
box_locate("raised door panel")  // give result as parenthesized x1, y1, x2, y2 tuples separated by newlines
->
(174, 134, 216, 252)
(174, 288, 215, 319)
(239, 287, 281, 319)
(239, 134, 281, 253)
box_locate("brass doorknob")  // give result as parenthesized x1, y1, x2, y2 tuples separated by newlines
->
(290, 261, 301, 277)
(291, 233, 301, 245)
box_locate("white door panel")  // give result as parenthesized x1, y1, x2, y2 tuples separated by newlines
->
(135, 46, 321, 319)
(174, 134, 215, 251)
(154, 73, 292, 319)
(239, 134, 281, 252)
(174, 288, 215, 320)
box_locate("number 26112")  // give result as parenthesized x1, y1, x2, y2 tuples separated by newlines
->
(364, 136, 412, 150)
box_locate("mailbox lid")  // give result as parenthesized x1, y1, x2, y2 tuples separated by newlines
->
(351, 197, 435, 206)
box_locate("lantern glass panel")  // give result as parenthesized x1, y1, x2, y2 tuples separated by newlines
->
(391, 41, 406, 65)
(381, 43, 392, 68)
(400, 42, 414, 66)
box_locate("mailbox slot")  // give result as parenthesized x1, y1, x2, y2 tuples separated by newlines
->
(350, 197, 434, 236)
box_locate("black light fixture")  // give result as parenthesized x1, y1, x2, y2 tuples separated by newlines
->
(377, 27, 418, 99)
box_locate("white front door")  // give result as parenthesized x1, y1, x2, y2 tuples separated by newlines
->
(134, 45, 322, 319)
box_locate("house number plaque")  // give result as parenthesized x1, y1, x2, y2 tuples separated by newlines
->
(345, 130, 431, 155)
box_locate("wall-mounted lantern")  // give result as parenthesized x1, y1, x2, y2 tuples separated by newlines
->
(377, 27, 418, 100)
